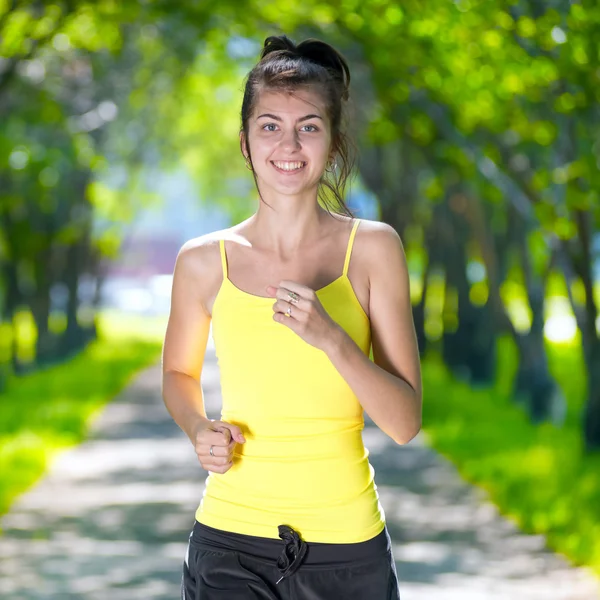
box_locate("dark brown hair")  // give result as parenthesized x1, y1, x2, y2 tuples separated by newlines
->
(240, 34, 356, 217)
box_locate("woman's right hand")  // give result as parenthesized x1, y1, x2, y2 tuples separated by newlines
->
(193, 419, 246, 474)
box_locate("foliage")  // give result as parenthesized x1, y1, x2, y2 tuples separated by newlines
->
(422, 335, 600, 575)
(2, 0, 600, 575)
(0, 311, 163, 518)
(0, 0, 215, 369)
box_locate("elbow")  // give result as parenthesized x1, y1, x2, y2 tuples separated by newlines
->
(393, 419, 422, 446)
(163, 368, 199, 383)
(161, 369, 198, 401)
(394, 430, 420, 446)
(394, 390, 422, 445)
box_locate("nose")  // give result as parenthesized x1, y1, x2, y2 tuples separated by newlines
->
(280, 127, 301, 152)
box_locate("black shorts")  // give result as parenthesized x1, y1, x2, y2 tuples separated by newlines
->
(181, 520, 401, 599)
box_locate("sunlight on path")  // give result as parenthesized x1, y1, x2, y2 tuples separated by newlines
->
(1, 340, 599, 599)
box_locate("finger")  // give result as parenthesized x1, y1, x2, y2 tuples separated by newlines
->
(215, 422, 246, 444)
(275, 299, 311, 324)
(275, 286, 305, 306)
(203, 460, 233, 474)
(280, 294, 305, 310)
(200, 451, 232, 466)
(273, 309, 300, 331)
(200, 427, 233, 446)
(278, 280, 314, 299)
(195, 439, 234, 464)
(207, 420, 246, 444)
(200, 443, 233, 460)
(217, 423, 246, 443)
(215, 426, 232, 444)
(272, 298, 303, 318)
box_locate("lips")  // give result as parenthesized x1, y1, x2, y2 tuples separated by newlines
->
(271, 161, 307, 174)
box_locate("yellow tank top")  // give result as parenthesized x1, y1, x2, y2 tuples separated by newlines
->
(196, 218, 386, 543)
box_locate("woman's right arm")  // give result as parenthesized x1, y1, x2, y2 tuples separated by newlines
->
(162, 239, 245, 474)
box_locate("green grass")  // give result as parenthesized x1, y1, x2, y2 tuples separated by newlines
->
(421, 334, 600, 577)
(0, 311, 165, 517)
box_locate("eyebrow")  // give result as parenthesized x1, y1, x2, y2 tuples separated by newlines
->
(256, 113, 323, 122)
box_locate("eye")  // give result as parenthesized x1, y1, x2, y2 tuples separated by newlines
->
(301, 124, 319, 132)
(262, 123, 278, 131)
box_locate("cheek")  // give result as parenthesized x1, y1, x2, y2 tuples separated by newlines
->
(313, 143, 332, 164)
(247, 131, 273, 151)
(303, 134, 330, 153)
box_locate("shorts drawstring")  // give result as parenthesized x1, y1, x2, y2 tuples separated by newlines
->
(275, 525, 307, 585)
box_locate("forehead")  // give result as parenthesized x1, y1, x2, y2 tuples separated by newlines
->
(254, 88, 327, 117)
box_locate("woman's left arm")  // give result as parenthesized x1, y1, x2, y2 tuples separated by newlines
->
(326, 222, 422, 445)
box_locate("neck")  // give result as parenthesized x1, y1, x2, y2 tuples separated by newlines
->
(248, 201, 335, 255)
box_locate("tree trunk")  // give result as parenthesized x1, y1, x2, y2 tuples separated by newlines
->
(583, 339, 600, 452)
(360, 140, 427, 353)
(59, 168, 96, 356)
(465, 192, 564, 422)
(413, 259, 429, 357)
(438, 193, 496, 384)
(555, 208, 600, 449)
(62, 240, 86, 357)
(30, 283, 56, 366)
(510, 216, 566, 424)
(1, 260, 21, 375)
(513, 330, 566, 424)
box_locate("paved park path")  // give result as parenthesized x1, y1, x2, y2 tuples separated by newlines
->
(1, 339, 599, 599)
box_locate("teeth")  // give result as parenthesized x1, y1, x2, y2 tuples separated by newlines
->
(273, 161, 305, 171)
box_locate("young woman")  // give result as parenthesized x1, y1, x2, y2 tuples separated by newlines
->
(162, 34, 422, 600)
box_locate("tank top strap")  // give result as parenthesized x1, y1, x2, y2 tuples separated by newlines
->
(219, 239, 228, 278)
(342, 218, 361, 276)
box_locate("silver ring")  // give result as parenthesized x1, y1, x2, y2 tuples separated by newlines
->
(286, 305, 292, 317)
(209, 445, 214, 457)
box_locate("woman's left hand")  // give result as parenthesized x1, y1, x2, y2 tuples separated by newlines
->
(266, 281, 342, 352)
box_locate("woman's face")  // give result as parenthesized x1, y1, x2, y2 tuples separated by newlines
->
(242, 87, 333, 197)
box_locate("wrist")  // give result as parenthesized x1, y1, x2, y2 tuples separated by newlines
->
(185, 414, 210, 443)
(323, 324, 348, 359)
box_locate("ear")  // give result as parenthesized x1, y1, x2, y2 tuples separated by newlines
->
(327, 141, 337, 164)
(239, 130, 248, 160)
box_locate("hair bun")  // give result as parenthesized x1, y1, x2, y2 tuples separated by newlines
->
(260, 35, 350, 100)
(261, 34, 297, 59)
(297, 39, 350, 99)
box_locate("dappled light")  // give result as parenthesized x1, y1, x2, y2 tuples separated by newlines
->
(1, 0, 600, 597)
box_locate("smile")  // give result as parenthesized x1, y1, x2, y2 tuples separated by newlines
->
(271, 161, 307, 173)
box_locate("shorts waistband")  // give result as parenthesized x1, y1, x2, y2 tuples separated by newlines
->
(191, 521, 391, 583)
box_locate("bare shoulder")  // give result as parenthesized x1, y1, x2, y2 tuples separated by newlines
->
(356, 218, 402, 242)
(177, 225, 246, 267)
(173, 230, 231, 309)
(177, 232, 220, 276)
(355, 219, 406, 276)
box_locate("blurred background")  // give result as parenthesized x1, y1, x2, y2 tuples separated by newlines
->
(1, 0, 600, 598)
